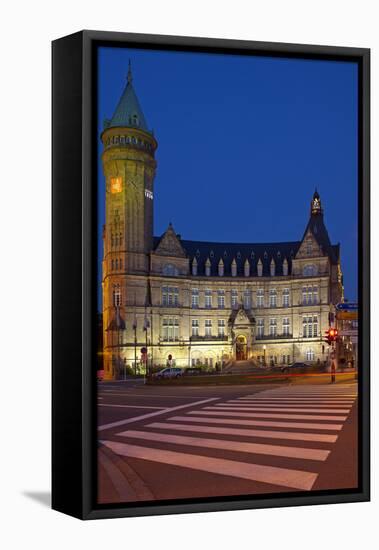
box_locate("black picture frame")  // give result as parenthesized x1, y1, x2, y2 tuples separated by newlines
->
(52, 30, 370, 520)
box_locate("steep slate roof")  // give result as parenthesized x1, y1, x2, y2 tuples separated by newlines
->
(153, 236, 299, 276)
(104, 64, 150, 132)
(302, 190, 340, 263)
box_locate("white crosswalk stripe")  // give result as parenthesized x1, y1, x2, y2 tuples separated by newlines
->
(101, 383, 357, 492)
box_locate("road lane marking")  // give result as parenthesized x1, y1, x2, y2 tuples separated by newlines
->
(98, 397, 219, 431)
(98, 404, 166, 410)
(100, 440, 318, 491)
(147, 422, 339, 443)
(98, 392, 216, 399)
(118, 429, 330, 461)
(236, 399, 355, 403)
(227, 400, 353, 407)
(212, 405, 351, 413)
(199, 409, 348, 421)
(173, 415, 343, 431)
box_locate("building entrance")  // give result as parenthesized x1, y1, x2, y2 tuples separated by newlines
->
(236, 335, 247, 361)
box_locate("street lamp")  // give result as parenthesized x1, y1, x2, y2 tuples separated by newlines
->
(263, 344, 266, 367)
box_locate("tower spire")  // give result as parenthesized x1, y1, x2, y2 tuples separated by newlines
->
(127, 59, 133, 84)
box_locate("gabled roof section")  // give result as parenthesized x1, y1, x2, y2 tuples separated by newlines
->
(104, 63, 150, 132)
(298, 190, 337, 260)
(154, 223, 187, 258)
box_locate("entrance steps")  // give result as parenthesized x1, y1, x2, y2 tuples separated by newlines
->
(222, 359, 259, 374)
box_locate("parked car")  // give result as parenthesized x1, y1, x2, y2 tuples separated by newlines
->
(184, 367, 202, 376)
(152, 367, 184, 379)
(280, 362, 309, 373)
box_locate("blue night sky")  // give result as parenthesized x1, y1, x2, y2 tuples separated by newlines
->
(97, 46, 358, 311)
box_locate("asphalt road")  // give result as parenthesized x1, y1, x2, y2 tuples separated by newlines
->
(97, 380, 358, 504)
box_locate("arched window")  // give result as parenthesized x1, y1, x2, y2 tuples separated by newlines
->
(163, 264, 178, 276)
(303, 264, 317, 277)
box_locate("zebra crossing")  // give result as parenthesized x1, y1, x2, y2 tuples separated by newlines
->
(100, 383, 357, 493)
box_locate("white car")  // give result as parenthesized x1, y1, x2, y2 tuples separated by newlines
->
(153, 367, 183, 379)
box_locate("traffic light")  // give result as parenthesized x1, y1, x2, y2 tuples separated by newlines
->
(324, 328, 339, 345)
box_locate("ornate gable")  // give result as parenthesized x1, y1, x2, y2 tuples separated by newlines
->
(295, 229, 322, 259)
(155, 223, 186, 258)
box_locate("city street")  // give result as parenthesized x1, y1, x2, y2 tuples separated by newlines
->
(97, 380, 358, 504)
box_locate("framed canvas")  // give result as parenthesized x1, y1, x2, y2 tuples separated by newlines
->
(52, 30, 370, 520)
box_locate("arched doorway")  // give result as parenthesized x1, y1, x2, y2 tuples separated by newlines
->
(236, 335, 247, 361)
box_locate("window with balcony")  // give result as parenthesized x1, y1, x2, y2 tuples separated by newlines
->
(282, 317, 290, 336)
(218, 319, 225, 337)
(303, 315, 318, 338)
(282, 288, 290, 307)
(205, 289, 212, 308)
(231, 289, 238, 309)
(191, 319, 199, 337)
(191, 288, 199, 308)
(269, 289, 277, 307)
(162, 286, 178, 307)
(218, 290, 225, 309)
(256, 288, 264, 308)
(162, 318, 179, 341)
(256, 318, 264, 338)
(269, 318, 277, 337)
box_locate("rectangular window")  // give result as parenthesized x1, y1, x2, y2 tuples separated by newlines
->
(191, 288, 199, 308)
(303, 315, 318, 338)
(256, 288, 264, 308)
(269, 318, 277, 337)
(282, 317, 290, 336)
(282, 288, 290, 307)
(205, 289, 212, 308)
(231, 289, 238, 309)
(162, 318, 179, 341)
(218, 319, 225, 337)
(113, 287, 122, 307)
(243, 289, 251, 309)
(269, 289, 277, 308)
(191, 319, 199, 337)
(256, 318, 264, 337)
(205, 319, 212, 337)
(162, 287, 178, 307)
(312, 286, 319, 304)
(218, 289, 225, 309)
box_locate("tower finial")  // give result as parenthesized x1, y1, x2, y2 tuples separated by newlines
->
(311, 188, 322, 215)
(127, 60, 133, 84)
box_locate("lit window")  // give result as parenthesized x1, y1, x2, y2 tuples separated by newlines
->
(218, 319, 225, 337)
(191, 319, 199, 337)
(303, 315, 318, 338)
(191, 288, 199, 308)
(110, 176, 122, 194)
(306, 349, 315, 361)
(162, 287, 178, 307)
(256, 289, 264, 308)
(162, 318, 179, 342)
(269, 318, 277, 337)
(243, 289, 251, 309)
(113, 285, 122, 307)
(269, 289, 277, 308)
(205, 319, 212, 337)
(282, 288, 290, 307)
(282, 317, 290, 336)
(256, 318, 264, 337)
(231, 289, 238, 309)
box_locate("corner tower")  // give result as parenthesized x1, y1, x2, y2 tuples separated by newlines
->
(101, 64, 157, 379)
(101, 63, 157, 271)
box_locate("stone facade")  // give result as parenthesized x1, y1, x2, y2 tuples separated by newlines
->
(101, 69, 344, 380)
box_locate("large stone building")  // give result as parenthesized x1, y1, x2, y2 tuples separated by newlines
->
(101, 66, 344, 380)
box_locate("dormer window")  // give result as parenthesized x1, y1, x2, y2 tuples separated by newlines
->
(192, 258, 198, 276)
(257, 259, 263, 277)
(205, 258, 211, 277)
(283, 258, 288, 276)
(270, 259, 276, 277)
(244, 259, 250, 277)
(218, 259, 224, 277)
(210, 250, 214, 258)
(231, 259, 237, 277)
(132, 114, 139, 127)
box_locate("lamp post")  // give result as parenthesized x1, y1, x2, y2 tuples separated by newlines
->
(263, 344, 266, 367)
(133, 318, 137, 376)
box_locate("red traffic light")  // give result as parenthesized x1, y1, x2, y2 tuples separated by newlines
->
(324, 328, 339, 345)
